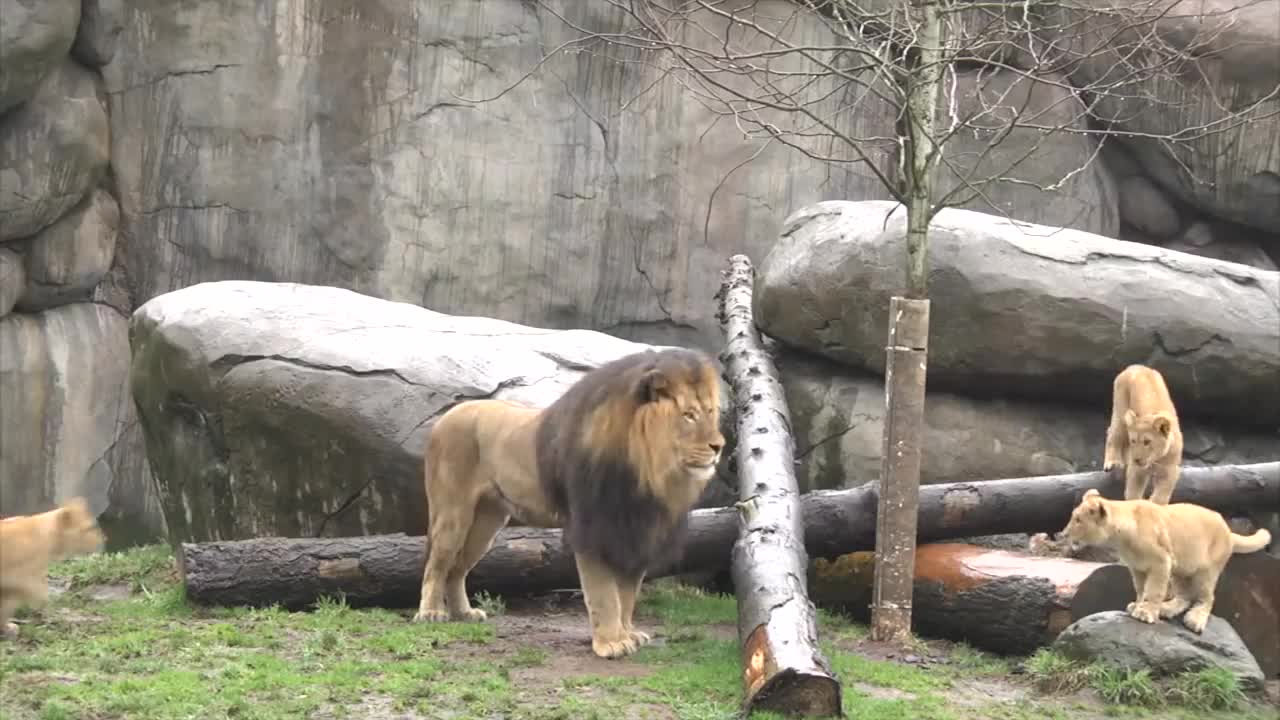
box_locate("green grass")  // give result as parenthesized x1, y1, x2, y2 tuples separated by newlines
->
(2, 546, 1274, 720)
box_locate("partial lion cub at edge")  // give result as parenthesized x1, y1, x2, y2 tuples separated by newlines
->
(0, 497, 105, 639)
(1062, 488, 1272, 633)
(1103, 364, 1183, 505)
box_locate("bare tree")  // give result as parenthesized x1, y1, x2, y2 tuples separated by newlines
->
(464, 0, 1280, 647)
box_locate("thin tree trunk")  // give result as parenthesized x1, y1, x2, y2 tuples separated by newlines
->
(872, 0, 945, 645)
(179, 462, 1280, 611)
(716, 254, 842, 717)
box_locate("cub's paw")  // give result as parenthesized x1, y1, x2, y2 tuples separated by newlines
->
(451, 608, 488, 623)
(413, 608, 451, 624)
(1159, 598, 1191, 620)
(591, 634, 639, 660)
(1129, 603, 1158, 624)
(1125, 601, 1137, 614)
(1182, 609, 1210, 634)
(1102, 458, 1121, 473)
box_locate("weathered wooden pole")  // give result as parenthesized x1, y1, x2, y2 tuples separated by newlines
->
(716, 254, 842, 717)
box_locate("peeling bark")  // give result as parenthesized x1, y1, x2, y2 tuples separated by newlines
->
(715, 254, 842, 717)
(179, 462, 1279, 613)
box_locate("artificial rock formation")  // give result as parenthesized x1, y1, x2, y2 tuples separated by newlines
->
(780, 351, 1280, 492)
(128, 279, 734, 544)
(0, 0, 81, 114)
(757, 200, 1280, 430)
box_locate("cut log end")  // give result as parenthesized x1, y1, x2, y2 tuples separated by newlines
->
(742, 624, 843, 716)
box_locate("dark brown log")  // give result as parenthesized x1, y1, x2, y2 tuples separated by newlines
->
(871, 295, 930, 643)
(716, 253, 842, 717)
(812, 543, 1128, 656)
(179, 462, 1279, 612)
(1070, 552, 1280, 679)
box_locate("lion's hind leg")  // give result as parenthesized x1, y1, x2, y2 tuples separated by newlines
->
(415, 502, 472, 623)
(1158, 574, 1192, 620)
(444, 499, 509, 622)
(574, 552, 639, 660)
(1180, 567, 1221, 634)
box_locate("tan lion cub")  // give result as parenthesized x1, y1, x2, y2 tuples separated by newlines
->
(1062, 488, 1272, 633)
(0, 497, 105, 638)
(1102, 364, 1183, 505)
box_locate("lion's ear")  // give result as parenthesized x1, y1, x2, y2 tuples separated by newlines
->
(1123, 409, 1137, 428)
(1082, 488, 1101, 500)
(1153, 413, 1173, 437)
(636, 368, 669, 404)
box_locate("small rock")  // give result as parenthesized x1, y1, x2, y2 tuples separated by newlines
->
(1053, 610, 1265, 693)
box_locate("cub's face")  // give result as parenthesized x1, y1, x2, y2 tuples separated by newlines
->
(58, 499, 106, 555)
(1061, 489, 1109, 552)
(1124, 410, 1173, 468)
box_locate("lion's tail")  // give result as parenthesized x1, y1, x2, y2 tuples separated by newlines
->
(1231, 528, 1272, 554)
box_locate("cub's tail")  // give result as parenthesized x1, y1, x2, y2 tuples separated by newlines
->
(1230, 528, 1272, 554)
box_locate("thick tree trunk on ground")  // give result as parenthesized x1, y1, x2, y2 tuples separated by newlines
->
(812, 543, 1127, 655)
(180, 462, 1279, 611)
(716, 254, 842, 717)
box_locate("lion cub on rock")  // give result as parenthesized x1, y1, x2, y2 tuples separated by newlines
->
(1, 497, 105, 638)
(1103, 364, 1183, 505)
(1062, 488, 1271, 633)
(414, 348, 725, 660)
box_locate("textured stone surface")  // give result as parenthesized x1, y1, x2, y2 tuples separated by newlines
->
(0, 0, 80, 113)
(0, 59, 111, 243)
(14, 188, 120, 311)
(0, 248, 24, 317)
(104, 0, 893, 351)
(1117, 175, 1181, 240)
(71, 0, 125, 67)
(780, 351, 1280, 492)
(129, 280, 735, 544)
(755, 200, 1280, 429)
(1043, 0, 1280, 235)
(1054, 610, 1265, 692)
(909, 69, 1118, 237)
(0, 303, 162, 546)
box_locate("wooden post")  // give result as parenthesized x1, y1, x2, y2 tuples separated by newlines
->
(716, 254, 843, 717)
(871, 296, 930, 643)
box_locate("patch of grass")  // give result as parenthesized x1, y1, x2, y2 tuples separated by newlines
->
(1088, 663, 1162, 707)
(1024, 647, 1094, 694)
(1165, 666, 1247, 712)
(48, 543, 175, 591)
(637, 578, 737, 626)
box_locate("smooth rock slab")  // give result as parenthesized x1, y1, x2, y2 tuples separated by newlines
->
(0, 303, 162, 545)
(755, 200, 1280, 429)
(1053, 610, 1265, 693)
(14, 188, 120, 311)
(780, 351, 1280, 492)
(129, 280, 731, 544)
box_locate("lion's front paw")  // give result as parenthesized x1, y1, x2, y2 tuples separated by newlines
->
(627, 629, 652, 647)
(592, 633, 639, 660)
(1182, 608, 1209, 634)
(1159, 598, 1190, 620)
(1125, 601, 1137, 614)
(1102, 457, 1121, 473)
(1129, 603, 1158, 624)
(452, 607, 488, 623)
(413, 608, 451, 624)
(1, 622, 18, 640)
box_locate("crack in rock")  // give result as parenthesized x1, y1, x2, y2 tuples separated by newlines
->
(210, 353, 429, 387)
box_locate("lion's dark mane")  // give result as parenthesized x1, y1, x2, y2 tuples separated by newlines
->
(534, 348, 709, 579)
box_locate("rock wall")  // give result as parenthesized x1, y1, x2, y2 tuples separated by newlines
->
(0, 0, 158, 544)
(4, 0, 1279, 543)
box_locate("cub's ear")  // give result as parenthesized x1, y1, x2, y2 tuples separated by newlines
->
(1153, 413, 1173, 437)
(1123, 409, 1137, 428)
(1082, 488, 1101, 501)
(1091, 501, 1107, 519)
(635, 368, 669, 404)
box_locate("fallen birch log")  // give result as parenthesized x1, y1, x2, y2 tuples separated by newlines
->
(180, 462, 1279, 610)
(716, 254, 842, 716)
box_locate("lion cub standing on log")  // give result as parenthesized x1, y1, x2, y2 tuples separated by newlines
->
(414, 348, 725, 659)
(1062, 488, 1271, 633)
(1103, 364, 1184, 505)
(1, 497, 105, 638)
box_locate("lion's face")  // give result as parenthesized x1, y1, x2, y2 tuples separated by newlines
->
(630, 352, 726, 492)
(57, 498, 105, 555)
(1061, 489, 1109, 552)
(1123, 409, 1174, 468)
(669, 386, 725, 483)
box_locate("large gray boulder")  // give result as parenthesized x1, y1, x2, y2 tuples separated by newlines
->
(0, 303, 162, 546)
(0, 0, 80, 113)
(0, 59, 111, 243)
(129, 280, 733, 544)
(780, 351, 1280, 492)
(756, 200, 1280, 430)
(13, 189, 120, 311)
(1054, 610, 1265, 693)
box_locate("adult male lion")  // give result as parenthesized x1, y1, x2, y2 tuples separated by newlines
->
(413, 347, 725, 659)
